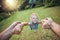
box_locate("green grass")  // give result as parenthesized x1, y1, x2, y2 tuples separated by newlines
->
(0, 6, 60, 40)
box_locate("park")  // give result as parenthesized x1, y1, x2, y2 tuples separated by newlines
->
(0, 0, 60, 40)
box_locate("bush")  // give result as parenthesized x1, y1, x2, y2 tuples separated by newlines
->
(0, 13, 10, 21)
(44, 0, 60, 7)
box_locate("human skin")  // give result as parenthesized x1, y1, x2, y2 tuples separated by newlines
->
(0, 21, 27, 40)
(41, 18, 60, 37)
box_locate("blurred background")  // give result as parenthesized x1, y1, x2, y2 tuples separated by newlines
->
(0, 0, 60, 40)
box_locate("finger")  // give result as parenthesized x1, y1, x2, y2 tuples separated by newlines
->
(41, 20, 47, 25)
(7, 21, 21, 31)
(13, 24, 22, 34)
(42, 24, 50, 29)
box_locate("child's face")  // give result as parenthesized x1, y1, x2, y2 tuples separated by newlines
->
(31, 16, 38, 23)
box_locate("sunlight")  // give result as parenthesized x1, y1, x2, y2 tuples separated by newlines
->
(2, 0, 20, 11)
(6, 0, 15, 6)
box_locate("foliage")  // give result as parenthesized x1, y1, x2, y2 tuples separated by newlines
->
(0, 13, 10, 21)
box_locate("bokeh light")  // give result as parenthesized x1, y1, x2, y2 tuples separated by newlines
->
(2, 0, 20, 12)
(6, 0, 15, 6)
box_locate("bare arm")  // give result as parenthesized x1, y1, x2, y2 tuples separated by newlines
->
(21, 22, 30, 26)
(0, 21, 21, 40)
(42, 18, 60, 37)
(50, 22, 60, 37)
(0, 22, 30, 40)
(0, 29, 14, 40)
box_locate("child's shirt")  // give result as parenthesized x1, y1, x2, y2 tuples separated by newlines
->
(29, 21, 39, 30)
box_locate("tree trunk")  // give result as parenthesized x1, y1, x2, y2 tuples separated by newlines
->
(19, 0, 29, 10)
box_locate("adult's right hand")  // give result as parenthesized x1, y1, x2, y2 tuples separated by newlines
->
(41, 17, 53, 29)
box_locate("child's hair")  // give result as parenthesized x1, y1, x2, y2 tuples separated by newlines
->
(30, 13, 39, 22)
(30, 13, 39, 19)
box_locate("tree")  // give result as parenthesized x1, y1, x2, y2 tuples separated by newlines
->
(19, 0, 29, 10)
(43, 0, 60, 7)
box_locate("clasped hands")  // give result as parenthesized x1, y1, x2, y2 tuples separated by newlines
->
(11, 17, 53, 34)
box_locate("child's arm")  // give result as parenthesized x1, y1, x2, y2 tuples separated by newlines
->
(38, 20, 42, 24)
(21, 22, 30, 26)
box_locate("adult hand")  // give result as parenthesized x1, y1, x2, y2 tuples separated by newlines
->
(13, 23, 23, 34)
(41, 17, 53, 29)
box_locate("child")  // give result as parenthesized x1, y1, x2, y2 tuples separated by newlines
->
(20, 13, 41, 30)
(29, 13, 41, 30)
(29, 13, 41, 40)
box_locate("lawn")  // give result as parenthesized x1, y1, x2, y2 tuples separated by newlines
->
(0, 6, 60, 40)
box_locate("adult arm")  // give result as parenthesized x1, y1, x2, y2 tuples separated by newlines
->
(0, 21, 21, 40)
(41, 18, 60, 37)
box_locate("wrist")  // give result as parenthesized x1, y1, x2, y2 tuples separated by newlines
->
(12, 29, 15, 34)
(50, 21, 55, 30)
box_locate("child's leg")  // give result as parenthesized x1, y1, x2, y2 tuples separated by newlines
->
(32, 29, 38, 40)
